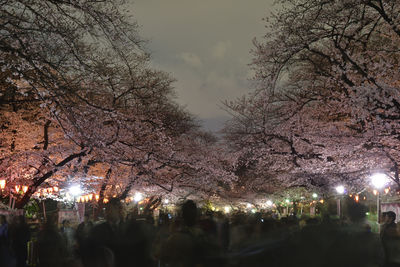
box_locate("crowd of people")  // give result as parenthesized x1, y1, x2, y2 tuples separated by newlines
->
(0, 199, 400, 267)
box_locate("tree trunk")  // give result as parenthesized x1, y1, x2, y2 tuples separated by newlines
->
(15, 150, 87, 209)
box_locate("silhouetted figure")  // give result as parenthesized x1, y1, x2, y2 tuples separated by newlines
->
(81, 198, 157, 267)
(80, 199, 123, 267)
(61, 219, 75, 254)
(381, 211, 400, 267)
(37, 215, 69, 267)
(323, 202, 383, 267)
(75, 214, 93, 250)
(159, 200, 223, 267)
(10, 215, 31, 267)
(0, 214, 16, 267)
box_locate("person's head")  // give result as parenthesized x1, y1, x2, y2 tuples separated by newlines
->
(105, 198, 123, 224)
(384, 211, 396, 224)
(182, 200, 197, 227)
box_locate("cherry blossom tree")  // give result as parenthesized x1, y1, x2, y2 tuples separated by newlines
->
(224, 0, 400, 197)
(0, 0, 238, 208)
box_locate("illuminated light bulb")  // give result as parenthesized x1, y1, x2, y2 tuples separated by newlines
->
(224, 206, 231, 213)
(0, 180, 6, 190)
(349, 194, 353, 197)
(103, 198, 109, 204)
(319, 199, 324, 204)
(373, 190, 378, 196)
(371, 173, 388, 189)
(246, 203, 252, 209)
(266, 200, 273, 206)
(47, 187, 53, 193)
(384, 188, 390, 194)
(88, 194, 93, 201)
(69, 185, 82, 196)
(22, 186, 28, 193)
(164, 199, 169, 204)
(251, 209, 256, 213)
(95, 194, 100, 201)
(134, 192, 143, 202)
(335, 185, 345, 194)
(363, 196, 366, 200)
(15, 185, 21, 192)
(85, 195, 89, 202)
(53, 186, 59, 192)
(285, 199, 290, 203)
(312, 193, 318, 198)
(355, 195, 359, 202)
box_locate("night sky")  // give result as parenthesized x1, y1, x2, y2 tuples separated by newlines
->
(131, 0, 275, 132)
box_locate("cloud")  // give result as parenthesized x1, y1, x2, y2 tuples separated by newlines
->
(179, 52, 203, 68)
(131, 0, 276, 132)
(211, 41, 232, 59)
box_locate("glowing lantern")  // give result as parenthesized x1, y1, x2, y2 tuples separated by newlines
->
(355, 195, 359, 202)
(85, 195, 89, 202)
(22, 186, 28, 193)
(0, 180, 6, 190)
(319, 199, 324, 204)
(103, 198, 109, 204)
(88, 194, 93, 201)
(373, 190, 378, 196)
(47, 187, 53, 193)
(53, 186, 59, 192)
(95, 194, 100, 201)
(384, 188, 390, 194)
(15, 185, 21, 192)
